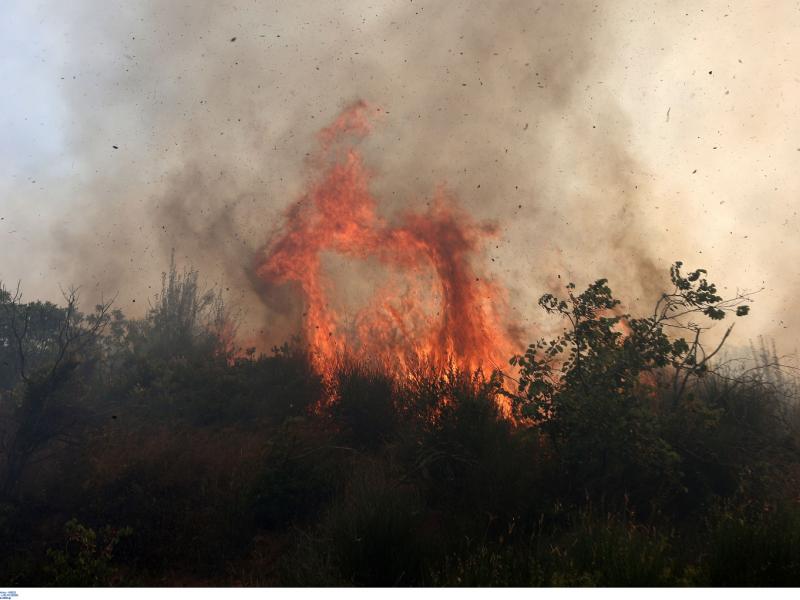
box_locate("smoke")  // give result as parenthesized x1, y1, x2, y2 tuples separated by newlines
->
(3, 1, 799, 353)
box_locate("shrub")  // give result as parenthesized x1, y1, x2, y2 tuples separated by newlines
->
(250, 418, 342, 529)
(44, 519, 132, 586)
(702, 504, 800, 586)
(549, 510, 677, 586)
(280, 460, 434, 586)
(331, 360, 396, 449)
(510, 263, 753, 510)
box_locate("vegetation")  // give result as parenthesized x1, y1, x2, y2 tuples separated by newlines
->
(0, 261, 798, 586)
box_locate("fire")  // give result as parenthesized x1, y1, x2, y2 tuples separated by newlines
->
(256, 101, 519, 384)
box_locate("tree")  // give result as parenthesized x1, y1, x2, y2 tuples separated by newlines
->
(122, 252, 232, 362)
(0, 284, 113, 499)
(509, 262, 754, 505)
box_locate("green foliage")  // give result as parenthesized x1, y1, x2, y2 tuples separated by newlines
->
(0, 285, 113, 499)
(509, 262, 753, 508)
(123, 252, 228, 362)
(431, 509, 680, 586)
(281, 461, 433, 586)
(548, 510, 677, 586)
(118, 345, 320, 427)
(0, 298, 67, 391)
(3, 259, 799, 586)
(76, 427, 264, 578)
(663, 368, 797, 513)
(431, 543, 547, 586)
(44, 519, 132, 586)
(250, 419, 341, 529)
(399, 367, 541, 522)
(702, 504, 800, 586)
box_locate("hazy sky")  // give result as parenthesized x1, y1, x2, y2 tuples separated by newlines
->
(1, 1, 799, 355)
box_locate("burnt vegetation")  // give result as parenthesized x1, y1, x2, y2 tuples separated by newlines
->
(1, 261, 799, 586)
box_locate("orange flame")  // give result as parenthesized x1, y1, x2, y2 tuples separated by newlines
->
(256, 101, 519, 384)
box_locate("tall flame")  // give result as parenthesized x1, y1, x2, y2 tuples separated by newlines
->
(256, 101, 518, 381)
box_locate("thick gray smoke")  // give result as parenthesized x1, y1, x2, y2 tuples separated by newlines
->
(3, 1, 799, 353)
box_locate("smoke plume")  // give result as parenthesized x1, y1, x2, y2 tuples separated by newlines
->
(3, 1, 799, 355)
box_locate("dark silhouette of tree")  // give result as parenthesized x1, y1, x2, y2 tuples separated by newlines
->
(122, 251, 231, 362)
(509, 262, 756, 505)
(0, 284, 113, 499)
